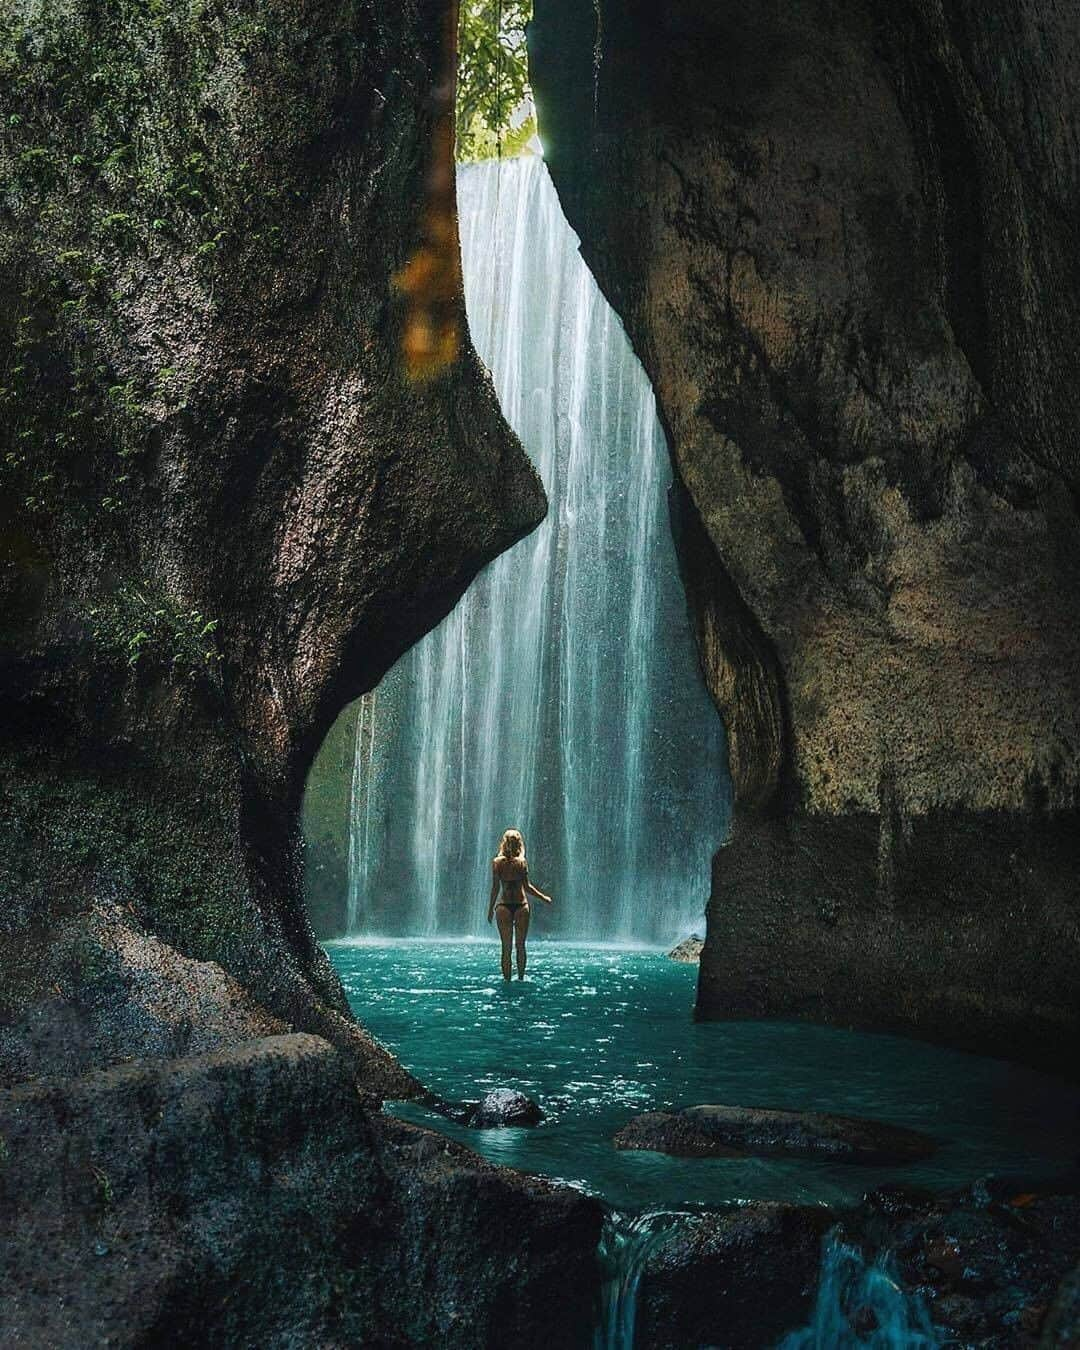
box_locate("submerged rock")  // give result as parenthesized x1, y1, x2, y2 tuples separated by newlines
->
(471, 1088, 544, 1128)
(614, 1104, 936, 1164)
(667, 937, 704, 964)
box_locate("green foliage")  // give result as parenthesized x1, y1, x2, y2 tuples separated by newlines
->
(87, 583, 221, 677)
(0, 755, 250, 991)
(456, 0, 535, 162)
(90, 1164, 114, 1213)
(0, 0, 336, 542)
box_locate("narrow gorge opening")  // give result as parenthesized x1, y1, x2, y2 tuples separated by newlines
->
(298, 12, 1080, 1346)
(328, 154, 730, 946)
(303, 0, 731, 951)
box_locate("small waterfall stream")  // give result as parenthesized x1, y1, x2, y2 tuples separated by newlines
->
(593, 1210, 685, 1350)
(346, 155, 729, 943)
(592, 1214, 942, 1350)
(778, 1234, 941, 1349)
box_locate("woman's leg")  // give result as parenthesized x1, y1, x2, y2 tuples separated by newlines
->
(495, 904, 514, 980)
(514, 903, 531, 979)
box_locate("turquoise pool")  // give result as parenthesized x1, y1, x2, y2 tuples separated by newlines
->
(327, 939, 1080, 1212)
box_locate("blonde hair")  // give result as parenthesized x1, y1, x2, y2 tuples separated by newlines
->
(496, 828, 525, 862)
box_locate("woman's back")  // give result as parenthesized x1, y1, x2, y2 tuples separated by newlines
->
(494, 854, 527, 897)
(488, 829, 551, 981)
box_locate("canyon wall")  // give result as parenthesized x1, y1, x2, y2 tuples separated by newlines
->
(530, 0, 1080, 1069)
(0, 1, 603, 1340)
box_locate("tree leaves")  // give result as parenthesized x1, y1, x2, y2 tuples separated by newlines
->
(456, 0, 533, 163)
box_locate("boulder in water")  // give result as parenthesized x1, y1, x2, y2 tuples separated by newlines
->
(667, 937, 704, 963)
(470, 1088, 544, 1128)
(614, 1104, 936, 1164)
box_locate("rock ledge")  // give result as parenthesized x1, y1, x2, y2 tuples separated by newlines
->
(615, 1104, 937, 1164)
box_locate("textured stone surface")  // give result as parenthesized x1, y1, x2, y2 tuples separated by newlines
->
(1044, 1259, 1080, 1347)
(0, 1034, 603, 1348)
(698, 811, 1080, 1072)
(858, 1179, 1080, 1347)
(635, 1180, 1080, 1348)
(0, 2, 581, 1340)
(615, 1103, 937, 1164)
(636, 1204, 833, 1350)
(1, 0, 545, 1085)
(302, 700, 359, 939)
(0, 902, 286, 1088)
(666, 937, 703, 964)
(471, 1087, 545, 1128)
(530, 0, 1080, 1066)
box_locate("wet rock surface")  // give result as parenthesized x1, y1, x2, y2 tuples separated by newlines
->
(637, 1204, 833, 1350)
(530, 0, 1080, 1068)
(0, 1, 561, 1341)
(633, 1178, 1080, 1348)
(0, 903, 286, 1088)
(2, 0, 544, 1088)
(0, 1034, 603, 1348)
(1043, 1257, 1080, 1347)
(856, 1178, 1080, 1348)
(667, 937, 704, 964)
(615, 1104, 937, 1164)
(470, 1087, 545, 1128)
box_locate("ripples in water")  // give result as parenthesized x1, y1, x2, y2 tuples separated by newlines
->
(327, 939, 1080, 1211)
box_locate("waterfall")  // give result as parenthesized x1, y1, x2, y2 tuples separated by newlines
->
(345, 155, 730, 944)
(594, 1210, 685, 1350)
(345, 690, 380, 934)
(778, 1234, 941, 1349)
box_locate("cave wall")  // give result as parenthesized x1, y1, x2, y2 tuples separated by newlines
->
(530, 0, 1080, 1068)
(0, 2, 610, 1341)
(302, 699, 359, 938)
(1, 0, 543, 1076)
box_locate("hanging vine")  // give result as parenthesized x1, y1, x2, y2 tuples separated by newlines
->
(455, 0, 535, 162)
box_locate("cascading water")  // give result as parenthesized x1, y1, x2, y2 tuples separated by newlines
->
(592, 1216, 942, 1350)
(346, 155, 730, 943)
(778, 1234, 941, 1349)
(593, 1210, 686, 1350)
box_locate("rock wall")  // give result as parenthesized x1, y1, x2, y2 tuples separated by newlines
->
(530, 0, 1080, 1068)
(0, 2, 608, 1341)
(0, 0, 543, 1073)
(302, 700, 359, 938)
(0, 1034, 601, 1348)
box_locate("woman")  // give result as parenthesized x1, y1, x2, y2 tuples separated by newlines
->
(487, 828, 552, 980)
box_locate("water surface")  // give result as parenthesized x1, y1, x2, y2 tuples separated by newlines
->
(328, 940, 1080, 1211)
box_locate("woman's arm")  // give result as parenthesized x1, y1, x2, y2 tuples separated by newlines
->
(524, 878, 553, 904)
(487, 863, 500, 923)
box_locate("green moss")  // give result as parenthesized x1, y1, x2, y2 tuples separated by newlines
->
(0, 3, 311, 264)
(0, 0, 372, 549)
(87, 582, 220, 675)
(0, 752, 252, 1019)
(0, 0, 387, 1015)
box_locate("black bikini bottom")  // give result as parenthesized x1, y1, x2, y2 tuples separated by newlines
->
(497, 899, 527, 914)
